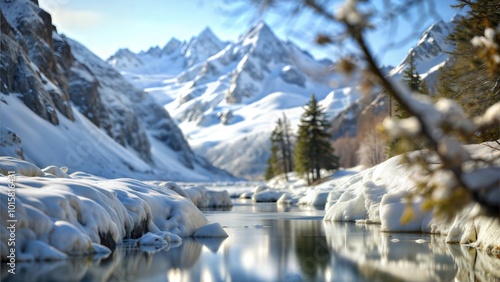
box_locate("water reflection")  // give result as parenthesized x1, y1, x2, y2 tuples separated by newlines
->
(3, 202, 499, 281)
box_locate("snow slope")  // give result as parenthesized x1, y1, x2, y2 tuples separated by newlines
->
(111, 22, 361, 179)
(0, 157, 231, 261)
(0, 0, 235, 182)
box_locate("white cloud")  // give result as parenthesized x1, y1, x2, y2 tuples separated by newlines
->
(39, 1, 104, 32)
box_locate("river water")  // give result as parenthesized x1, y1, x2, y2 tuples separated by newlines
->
(3, 199, 500, 281)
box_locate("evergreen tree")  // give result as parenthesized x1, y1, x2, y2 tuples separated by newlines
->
(436, 0, 500, 142)
(395, 52, 424, 119)
(387, 52, 428, 157)
(294, 94, 339, 184)
(264, 144, 279, 180)
(420, 79, 429, 95)
(264, 113, 295, 180)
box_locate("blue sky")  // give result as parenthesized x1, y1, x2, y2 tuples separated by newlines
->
(39, 0, 458, 66)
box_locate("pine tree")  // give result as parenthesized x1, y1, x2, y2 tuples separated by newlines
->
(436, 0, 500, 142)
(387, 52, 428, 157)
(294, 94, 339, 184)
(264, 143, 279, 180)
(395, 52, 424, 119)
(264, 113, 295, 180)
(420, 79, 429, 95)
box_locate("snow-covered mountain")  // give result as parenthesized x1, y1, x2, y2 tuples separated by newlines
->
(388, 19, 455, 90)
(330, 19, 456, 140)
(107, 27, 227, 76)
(111, 22, 362, 179)
(0, 0, 235, 181)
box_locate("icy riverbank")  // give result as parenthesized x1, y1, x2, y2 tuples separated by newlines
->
(262, 142, 500, 253)
(0, 157, 228, 262)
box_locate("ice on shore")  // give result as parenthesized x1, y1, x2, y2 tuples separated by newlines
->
(0, 157, 230, 261)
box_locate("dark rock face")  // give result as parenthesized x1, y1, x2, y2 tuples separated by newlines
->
(280, 66, 306, 88)
(1, 1, 75, 122)
(329, 94, 388, 141)
(0, 127, 24, 159)
(67, 62, 111, 130)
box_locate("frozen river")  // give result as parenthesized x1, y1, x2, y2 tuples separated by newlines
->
(5, 199, 499, 281)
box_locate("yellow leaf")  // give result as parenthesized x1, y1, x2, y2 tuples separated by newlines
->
(400, 206, 414, 225)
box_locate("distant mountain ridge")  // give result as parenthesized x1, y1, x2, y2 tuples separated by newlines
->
(107, 27, 227, 75)
(0, 0, 235, 181)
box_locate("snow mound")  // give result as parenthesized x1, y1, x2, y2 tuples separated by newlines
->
(193, 223, 228, 238)
(42, 166, 70, 178)
(0, 156, 43, 177)
(137, 232, 168, 246)
(297, 190, 330, 207)
(276, 193, 297, 205)
(252, 190, 287, 202)
(157, 231, 182, 243)
(0, 158, 231, 261)
(183, 186, 233, 208)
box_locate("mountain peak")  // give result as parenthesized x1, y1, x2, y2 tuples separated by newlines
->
(142, 46, 162, 57)
(115, 47, 133, 55)
(388, 19, 453, 81)
(162, 38, 182, 55)
(183, 26, 226, 67)
(240, 21, 276, 42)
(198, 27, 217, 40)
(254, 21, 272, 33)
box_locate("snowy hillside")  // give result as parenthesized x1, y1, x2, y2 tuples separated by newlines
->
(0, 0, 235, 181)
(111, 22, 362, 179)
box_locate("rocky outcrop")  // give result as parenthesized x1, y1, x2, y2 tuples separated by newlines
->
(1, 9, 65, 125)
(1, 0, 74, 123)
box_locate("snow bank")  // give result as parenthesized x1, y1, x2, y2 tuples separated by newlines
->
(323, 143, 500, 253)
(297, 189, 330, 207)
(276, 193, 298, 205)
(252, 190, 287, 202)
(183, 186, 233, 208)
(0, 158, 230, 261)
(268, 168, 362, 208)
(239, 185, 267, 199)
(0, 157, 43, 177)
